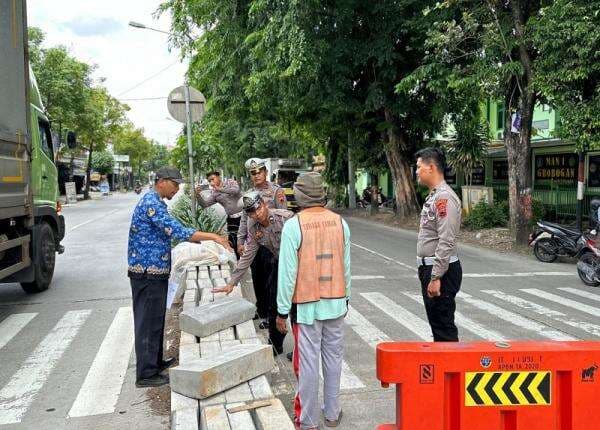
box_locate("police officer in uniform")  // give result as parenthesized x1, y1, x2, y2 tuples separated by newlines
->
(196, 171, 243, 257)
(415, 147, 462, 342)
(215, 191, 294, 354)
(238, 158, 287, 328)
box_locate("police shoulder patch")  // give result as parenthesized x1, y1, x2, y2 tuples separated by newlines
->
(435, 199, 448, 218)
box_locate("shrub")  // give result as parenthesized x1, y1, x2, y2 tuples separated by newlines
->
(530, 198, 546, 226)
(463, 200, 508, 230)
(169, 191, 226, 238)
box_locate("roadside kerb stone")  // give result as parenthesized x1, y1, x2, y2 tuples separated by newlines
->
(180, 297, 256, 338)
(170, 344, 274, 399)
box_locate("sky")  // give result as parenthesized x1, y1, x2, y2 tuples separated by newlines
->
(28, 0, 187, 147)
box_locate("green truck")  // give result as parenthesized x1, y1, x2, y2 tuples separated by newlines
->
(0, 0, 73, 293)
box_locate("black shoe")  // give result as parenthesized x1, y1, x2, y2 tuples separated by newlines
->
(287, 351, 293, 361)
(159, 358, 176, 373)
(259, 320, 270, 330)
(136, 374, 169, 388)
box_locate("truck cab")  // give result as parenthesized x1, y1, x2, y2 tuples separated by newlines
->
(0, 0, 67, 293)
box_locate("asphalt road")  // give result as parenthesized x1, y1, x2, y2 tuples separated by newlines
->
(1, 193, 599, 429)
(0, 192, 165, 430)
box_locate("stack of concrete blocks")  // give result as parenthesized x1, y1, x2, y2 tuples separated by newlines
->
(171, 264, 295, 430)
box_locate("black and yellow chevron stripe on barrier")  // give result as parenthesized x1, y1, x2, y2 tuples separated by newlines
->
(465, 371, 551, 406)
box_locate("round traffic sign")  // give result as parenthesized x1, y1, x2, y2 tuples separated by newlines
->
(167, 85, 206, 124)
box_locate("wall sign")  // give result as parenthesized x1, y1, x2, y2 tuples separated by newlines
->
(534, 153, 577, 184)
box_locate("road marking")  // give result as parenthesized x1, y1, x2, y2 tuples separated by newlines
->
(351, 275, 385, 280)
(68, 307, 134, 417)
(346, 305, 390, 349)
(558, 287, 600, 303)
(483, 290, 600, 337)
(522, 289, 600, 318)
(69, 209, 119, 232)
(351, 243, 417, 272)
(458, 292, 575, 341)
(464, 272, 574, 278)
(362, 292, 431, 340)
(404, 293, 506, 341)
(0, 313, 37, 350)
(0, 310, 91, 425)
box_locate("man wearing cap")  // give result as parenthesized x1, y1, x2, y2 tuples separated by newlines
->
(196, 171, 243, 257)
(214, 191, 294, 355)
(128, 166, 230, 388)
(237, 158, 287, 328)
(275, 172, 351, 429)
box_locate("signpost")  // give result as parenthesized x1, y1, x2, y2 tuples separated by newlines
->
(168, 85, 206, 215)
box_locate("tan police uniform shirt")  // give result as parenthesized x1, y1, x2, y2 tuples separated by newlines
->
(237, 182, 287, 244)
(230, 208, 294, 286)
(198, 178, 242, 216)
(417, 181, 461, 279)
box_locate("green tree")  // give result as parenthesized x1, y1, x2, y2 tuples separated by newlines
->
(143, 141, 171, 176)
(414, 0, 545, 244)
(91, 150, 114, 175)
(532, 0, 600, 150)
(113, 124, 153, 180)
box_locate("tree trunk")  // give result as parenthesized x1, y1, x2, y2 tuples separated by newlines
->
(84, 142, 93, 200)
(383, 108, 420, 218)
(504, 79, 536, 246)
(369, 174, 379, 216)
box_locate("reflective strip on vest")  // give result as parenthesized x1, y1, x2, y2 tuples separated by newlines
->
(292, 208, 346, 304)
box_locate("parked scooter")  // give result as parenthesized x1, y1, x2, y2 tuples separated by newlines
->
(134, 182, 142, 194)
(577, 233, 600, 287)
(529, 220, 586, 263)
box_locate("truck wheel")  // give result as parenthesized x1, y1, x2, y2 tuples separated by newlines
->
(21, 222, 56, 293)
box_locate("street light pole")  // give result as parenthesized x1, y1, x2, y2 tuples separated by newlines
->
(184, 81, 197, 215)
(128, 20, 198, 214)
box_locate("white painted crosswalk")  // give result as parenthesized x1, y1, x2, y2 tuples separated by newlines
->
(3, 284, 600, 424)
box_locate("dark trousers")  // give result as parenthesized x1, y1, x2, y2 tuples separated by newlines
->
(227, 217, 241, 260)
(418, 261, 462, 342)
(251, 246, 272, 319)
(267, 258, 286, 351)
(130, 278, 168, 379)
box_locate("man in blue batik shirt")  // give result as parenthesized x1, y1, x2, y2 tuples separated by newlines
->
(128, 166, 230, 388)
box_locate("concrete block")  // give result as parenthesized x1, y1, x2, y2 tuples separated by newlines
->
(186, 266, 198, 280)
(179, 344, 200, 363)
(198, 267, 210, 279)
(254, 398, 295, 430)
(235, 320, 256, 340)
(180, 297, 256, 338)
(198, 278, 213, 290)
(200, 404, 231, 430)
(248, 375, 273, 401)
(180, 331, 197, 346)
(212, 277, 227, 288)
(219, 328, 235, 342)
(171, 390, 198, 412)
(209, 265, 221, 278)
(225, 403, 255, 429)
(224, 381, 253, 404)
(170, 344, 274, 399)
(171, 407, 199, 430)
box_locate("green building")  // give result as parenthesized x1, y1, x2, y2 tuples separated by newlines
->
(354, 101, 593, 219)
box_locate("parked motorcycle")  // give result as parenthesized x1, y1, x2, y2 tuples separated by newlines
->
(577, 234, 600, 287)
(529, 221, 586, 263)
(134, 185, 142, 195)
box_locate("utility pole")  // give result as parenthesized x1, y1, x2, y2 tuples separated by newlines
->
(184, 81, 196, 215)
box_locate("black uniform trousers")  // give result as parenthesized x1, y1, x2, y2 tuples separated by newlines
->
(418, 261, 462, 342)
(266, 258, 286, 352)
(227, 216, 241, 259)
(130, 277, 168, 380)
(251, 246, 272, 319)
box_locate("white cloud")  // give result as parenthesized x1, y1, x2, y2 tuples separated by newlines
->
(28, 0, 187, 147)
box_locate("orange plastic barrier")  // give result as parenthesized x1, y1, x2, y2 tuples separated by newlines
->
(376, 341, 600, 430)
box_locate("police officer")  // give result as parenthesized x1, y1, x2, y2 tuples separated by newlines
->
(238, 158, 287, 328)
(196, 171, 243, 257)
(127, 167, 230, 387)
(415, 147, 462, 342)
(214, 191, 294, 355)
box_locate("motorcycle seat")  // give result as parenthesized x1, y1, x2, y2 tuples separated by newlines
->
(543, 221, 581, 237)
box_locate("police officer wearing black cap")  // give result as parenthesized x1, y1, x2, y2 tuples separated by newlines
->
(214, 191, 293, 355)
(128, 166, 231, 387)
